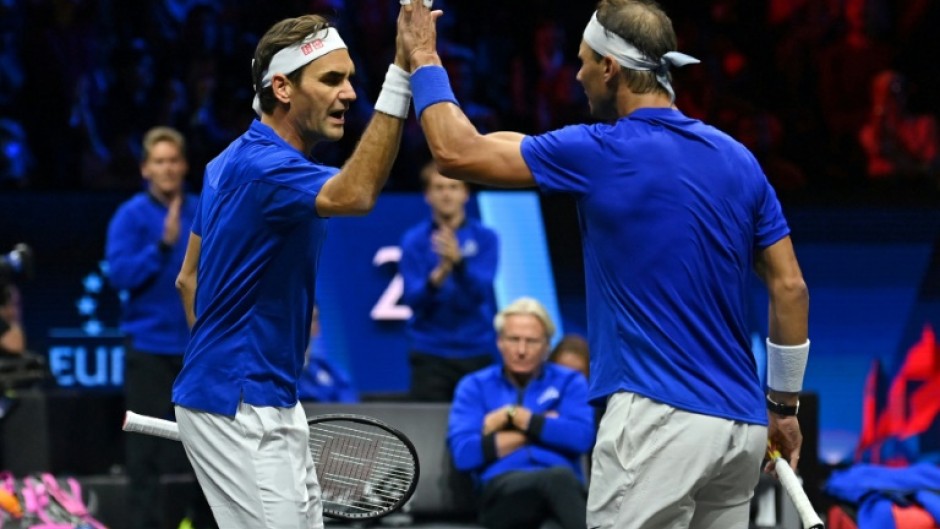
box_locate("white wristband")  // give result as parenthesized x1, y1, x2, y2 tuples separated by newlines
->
(374, 64, 411, 119)
(766, 339, 809, 393)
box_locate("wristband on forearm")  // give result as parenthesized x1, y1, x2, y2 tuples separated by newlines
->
(374, 64, 411, 119)
(411, 65, 459, 119)
(766, 338, 810, 393)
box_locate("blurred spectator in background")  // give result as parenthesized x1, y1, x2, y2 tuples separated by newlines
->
(549, 333, 589, 380)
(859, 70, 939, 184)
(817, 0, 893, 184)
(298, 306, 359, 403)
(0, 119, 32, 189)
(448, 297, 594, 529)
(399, 161, 499, 402)
(0, 285, 25, 356)
(104, 126, 214, 529)
(3, 0, 940, 203)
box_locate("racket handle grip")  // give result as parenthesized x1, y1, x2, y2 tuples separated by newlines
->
(123, 411, 181, 442)
(775, 456, 824, 529)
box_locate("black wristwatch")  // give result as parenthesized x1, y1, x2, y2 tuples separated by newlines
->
(766, 395, 799, 416)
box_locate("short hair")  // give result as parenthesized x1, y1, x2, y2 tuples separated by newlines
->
(419, 160, 469, 191)
(142, 126, 185, 162)
(252, 15, 332, 115)
(595, 0, 678, 97)
(493, 297, 556, 340)
(549, 334, 590, 364)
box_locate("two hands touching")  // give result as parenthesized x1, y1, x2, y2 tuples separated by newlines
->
(395, 0, 444, 74)
(483, 405, 559, 458)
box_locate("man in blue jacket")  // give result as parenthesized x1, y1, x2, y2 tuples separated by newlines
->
(448, 297, 595, 529)
(105, 126, 213, 529)
(399, 161, 499, 401)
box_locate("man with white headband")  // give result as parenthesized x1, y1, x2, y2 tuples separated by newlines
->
(171, 10, 414, 529)
(398, 0, 810, 527)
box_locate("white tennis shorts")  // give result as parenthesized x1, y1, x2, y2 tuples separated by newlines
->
(176, 402, 324, 529)
(587, 391, 766, 529)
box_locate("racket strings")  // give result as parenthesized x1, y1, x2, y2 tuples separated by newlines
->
(309, 421, 417, 518)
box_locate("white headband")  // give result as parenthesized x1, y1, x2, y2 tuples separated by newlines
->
(251, 27, 348, 116)
(582, 11, 699, 102)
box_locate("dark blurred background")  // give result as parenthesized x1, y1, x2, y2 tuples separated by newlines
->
(0, 0, 938, 202)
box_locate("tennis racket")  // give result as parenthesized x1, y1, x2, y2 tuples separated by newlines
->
(123, 410, 419, 521)
(769, 447, 824, 529)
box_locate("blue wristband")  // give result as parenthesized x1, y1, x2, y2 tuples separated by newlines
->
(411, 65, 459, 119)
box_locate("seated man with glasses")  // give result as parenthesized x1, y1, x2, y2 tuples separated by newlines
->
(447, 297, 595, 529)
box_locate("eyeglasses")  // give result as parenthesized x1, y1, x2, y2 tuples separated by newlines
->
(500, 336, 547, 348)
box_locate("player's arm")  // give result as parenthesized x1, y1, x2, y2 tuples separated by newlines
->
(317, 12, 412, 217)
(420, 99, 534, 188)
(399, 4, 534, 188)
(754, 235, 809, 391)
(315, 112, 404, 216)
(176, 232, 201, 328)
(754, 235, 809, 470)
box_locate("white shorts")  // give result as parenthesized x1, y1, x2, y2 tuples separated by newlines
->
(587, 392, 766, 529)
(176, 402, 324, 529)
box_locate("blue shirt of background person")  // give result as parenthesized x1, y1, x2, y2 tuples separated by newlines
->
(449, 362, 595, 485)
(298, 306, 358, 403)
(105, 133, 197, 355)
(172, 120, 335, 416)
(447, 298, 595, 485)
(521, 110, 789, 425)
(399, 164, 499, 360)
(448, 297, 593, 529)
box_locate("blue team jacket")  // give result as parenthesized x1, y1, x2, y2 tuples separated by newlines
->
(448, 363, 595, 485)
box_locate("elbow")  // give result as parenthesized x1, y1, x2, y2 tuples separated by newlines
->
(776, 276, 809, 307)
(322, 192, 379, 217)
(435, 155, 475, 183)
(345, 195, 379, 216)
(432, 135, 481, 180)
(176, 273, 193, 295)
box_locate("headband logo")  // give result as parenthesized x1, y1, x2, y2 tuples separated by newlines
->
(301, 42, 314, 55)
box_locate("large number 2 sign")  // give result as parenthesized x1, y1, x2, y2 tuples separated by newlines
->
(370, 246, 413, 321)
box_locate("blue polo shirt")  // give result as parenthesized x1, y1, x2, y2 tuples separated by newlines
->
(520, 107, 790, 425)
(172, 120, 336, 416)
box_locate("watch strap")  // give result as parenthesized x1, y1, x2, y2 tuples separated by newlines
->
(766, 395, 799, 416)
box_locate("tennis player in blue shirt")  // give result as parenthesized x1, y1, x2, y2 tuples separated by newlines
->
(399, 1, 811, 528)
(171, 11, 413, 529)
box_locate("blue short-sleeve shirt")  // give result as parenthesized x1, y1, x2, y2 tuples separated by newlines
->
(173, 120, 337, 415)
(521, 108, 789, 425)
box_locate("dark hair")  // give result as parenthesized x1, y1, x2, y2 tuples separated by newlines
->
(252, 15, 332, 115)
(595, 0, 677, 96)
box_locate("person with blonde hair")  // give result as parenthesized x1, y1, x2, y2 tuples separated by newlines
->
(106, 126, 214, 529)
(448, 297, 594, 529)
